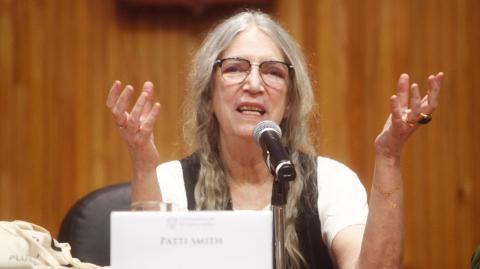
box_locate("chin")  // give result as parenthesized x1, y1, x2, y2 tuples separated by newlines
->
(233, 124, 256, 140)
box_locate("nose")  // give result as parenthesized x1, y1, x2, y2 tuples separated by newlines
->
(243, 65, 265, 93)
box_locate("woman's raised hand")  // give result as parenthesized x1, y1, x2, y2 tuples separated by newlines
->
(374, 72, 444, 158)
(106, 81, 161, 168)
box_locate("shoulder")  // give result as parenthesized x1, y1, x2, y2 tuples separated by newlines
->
(156, 159, 184, 189)
(315, 155, 365, 196)
(157, 159, 182, 170)
(315, 156, 362, 191)
(316, 156, 358, 179)
(314, 156, 368, 248)
(156, 160, 183, 177)
(156, 160, 187, 207)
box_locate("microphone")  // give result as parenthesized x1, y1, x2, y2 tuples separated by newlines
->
(252, 121, 296, 181)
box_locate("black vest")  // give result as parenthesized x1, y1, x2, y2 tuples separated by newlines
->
(179, 153, 334, 269)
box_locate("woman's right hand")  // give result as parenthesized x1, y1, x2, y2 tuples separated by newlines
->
(106, 81, 161, 170)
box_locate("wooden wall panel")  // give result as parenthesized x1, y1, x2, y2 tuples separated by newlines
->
(0, 0, 478, 268)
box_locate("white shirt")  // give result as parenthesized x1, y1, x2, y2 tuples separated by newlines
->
(156, 156, 368, 248)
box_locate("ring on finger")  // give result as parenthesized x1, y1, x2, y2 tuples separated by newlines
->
(418, 113, 432, 125)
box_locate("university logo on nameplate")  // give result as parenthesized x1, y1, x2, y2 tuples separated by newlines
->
(111, 211, 273, 269)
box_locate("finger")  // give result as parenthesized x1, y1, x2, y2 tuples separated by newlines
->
(436, 71, 445, 83)
(141, 100, 153, 122)
(112, 85, 133, 125)
(395, 73, 410, 107)
(106, 80, 121, 108)
(127, 92, 148, 129)
(426, 75, 438, 110)
(138, 102, 161, 138)
(417, 73, 442, 108)
(426, 73, 443, 110)
(141, 81, 155, 96)
(140, 82, 154, 120)
(409, 83, 422, 117)
(392, 94, 415, 129)
(390, 95, 403, 124)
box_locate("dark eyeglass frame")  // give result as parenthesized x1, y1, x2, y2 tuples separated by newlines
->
(215, 57, 294, 88)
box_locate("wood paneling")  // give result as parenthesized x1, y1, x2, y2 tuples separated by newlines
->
(1, 0, 478, 268)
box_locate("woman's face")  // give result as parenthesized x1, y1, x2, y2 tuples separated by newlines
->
(211, 25, 289, 142)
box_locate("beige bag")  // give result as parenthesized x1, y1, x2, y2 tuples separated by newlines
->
(0, 220, 108, 269)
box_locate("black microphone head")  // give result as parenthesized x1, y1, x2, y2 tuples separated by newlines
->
(252, 120, 282, 146)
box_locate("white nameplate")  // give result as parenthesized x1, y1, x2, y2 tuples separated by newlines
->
(111, 210, 272, 269)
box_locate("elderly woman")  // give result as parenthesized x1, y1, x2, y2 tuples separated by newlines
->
(106, 11, 443, 269)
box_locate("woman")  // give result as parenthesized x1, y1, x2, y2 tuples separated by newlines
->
(106, 11, 443, 269)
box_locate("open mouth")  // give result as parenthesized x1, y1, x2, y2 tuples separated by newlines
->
(236, 105, 266, 116)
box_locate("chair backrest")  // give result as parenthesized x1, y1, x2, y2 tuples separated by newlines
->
(472, 245, 480, 269)
(58, 182, 131, 266)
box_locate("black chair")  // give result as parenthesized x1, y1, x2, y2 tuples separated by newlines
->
(472, 245, 480, 269)
(58, 182, 131, 266)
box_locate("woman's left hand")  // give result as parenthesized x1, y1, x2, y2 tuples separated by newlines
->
(374, 72, 444, 158)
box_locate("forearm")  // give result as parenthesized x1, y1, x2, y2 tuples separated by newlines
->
(106, 80, 163, 204)
(352, 71, 443, 268)
(130, 153, 162, 203)
(357, 154, 404, 269)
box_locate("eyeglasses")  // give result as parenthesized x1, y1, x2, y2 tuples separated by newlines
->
(215, 57, 293, 89)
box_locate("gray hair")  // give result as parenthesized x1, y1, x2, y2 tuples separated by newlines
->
(183, 10, 317, 269)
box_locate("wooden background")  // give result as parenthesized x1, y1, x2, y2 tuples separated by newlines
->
(1, 0, 479, 268)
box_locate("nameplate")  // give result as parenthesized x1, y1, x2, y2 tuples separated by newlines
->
(111, 211, 272, 269)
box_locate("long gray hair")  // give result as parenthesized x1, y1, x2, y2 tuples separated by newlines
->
(183, 10, 317, 269)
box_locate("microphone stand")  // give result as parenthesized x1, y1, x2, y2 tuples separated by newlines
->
(252, 121, 296, 269)
(271, 166, 296, 269)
